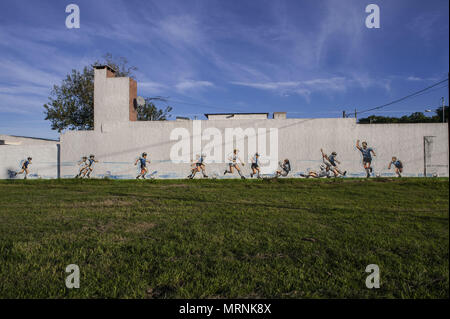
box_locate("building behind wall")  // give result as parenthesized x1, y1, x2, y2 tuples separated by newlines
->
(2, 65, 449, 179)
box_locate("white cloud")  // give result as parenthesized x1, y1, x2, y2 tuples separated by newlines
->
(0, 93, 46, 114)
(0, 58, 61, 88)
(175, 80, 214, 92)
(407, 76, 423, 81)
(231, 74, 395, 100)
(231, 81, 299, 90)
(139, 81, 168, 95)
(231, 77, 349, 97)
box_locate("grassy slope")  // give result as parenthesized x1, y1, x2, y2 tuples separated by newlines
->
(0, 178, 448, 299)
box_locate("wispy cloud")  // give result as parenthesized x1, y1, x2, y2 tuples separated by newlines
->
(0, 59, 61, 88)
(407, 76, 423, 81)
(139, 81, 168, 95)
(0, 93, 46, 114)
(231, 76, 375, 99)
(408, 12, 442, 42)
(0, 58, 60, 115)
(175, 80, 214, 92)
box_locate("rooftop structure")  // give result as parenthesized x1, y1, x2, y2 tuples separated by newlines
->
(204, 113, 269, 120)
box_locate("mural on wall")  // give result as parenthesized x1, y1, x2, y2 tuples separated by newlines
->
(3, 137, 447, 180)
(187, 153, 208, 179)
(2, 131, 448, 180)
(9, 157, 33, 179)
(249, 153, 261, 179)
(134, 152, 151, 179)
(388, 157, 404, 178)
(320, 148, 347, 178)
(275, 159, 291, 178)
(75, 156, 88, 178)
(223, 149, 246, 179)
(356, 140, 377, 178)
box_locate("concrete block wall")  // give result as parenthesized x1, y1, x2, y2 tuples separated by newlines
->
(93, 66, 137, 131)
(0, 144, 59, 179)
(59, 119, 449, 179)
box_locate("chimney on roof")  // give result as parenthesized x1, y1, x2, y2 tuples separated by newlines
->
(93, 65, 137, 131)
(93, 65, 116, 78)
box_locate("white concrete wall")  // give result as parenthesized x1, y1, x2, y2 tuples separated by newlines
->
(59, 119, 449, 179)
(94, 68, 131, 130)
(356, 124, 448, 177)
(0, 144, 59, 179)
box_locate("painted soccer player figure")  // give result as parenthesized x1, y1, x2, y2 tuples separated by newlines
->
(224, 149, 246, 179)
(14, 157, 32, 179)
(75, 156, 88, 178)
(250, 153, 261, 178)
(276, 159, 291, 177)
(135, 152, 151, 179)
(300, 164, 330, 178)
(320, 148, 346, 177)
(388, 156, 403, 178)
(85, 154, 98, 178)
(356, 140, 376, 178)
(188, 154, 208, 179)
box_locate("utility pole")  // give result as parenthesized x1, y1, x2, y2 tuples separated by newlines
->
(355, 108, 357, 121)
(442, 97, 445, 123)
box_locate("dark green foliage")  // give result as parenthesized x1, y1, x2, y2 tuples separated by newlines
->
(359, 107, 449, 124)
(137, 97, 173, 121)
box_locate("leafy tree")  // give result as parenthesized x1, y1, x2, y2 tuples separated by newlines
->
(358, 107, 448, 124)
(434, 105, 449, 123)
(137, 97, 173, 121)
(44, 66, 95, 131)
(44, 54, 171, 132)
(399, 112, 437, 123)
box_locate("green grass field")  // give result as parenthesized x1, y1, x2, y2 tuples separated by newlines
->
(0, 178, 448, 299)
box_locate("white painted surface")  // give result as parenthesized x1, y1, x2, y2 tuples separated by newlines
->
(0, 145, 58, 179)
(94, 68, 131, 130)
(59, 119, 449, 179)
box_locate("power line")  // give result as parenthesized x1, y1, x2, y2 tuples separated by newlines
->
(346, 78, 449, 117)
(166, 78, 449, 119)
(406, 83, 448, 99)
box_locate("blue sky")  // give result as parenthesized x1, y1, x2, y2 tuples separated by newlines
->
(0, 0, 448, 139)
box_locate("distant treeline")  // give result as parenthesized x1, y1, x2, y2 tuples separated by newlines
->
(358, 106, 448, 124)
